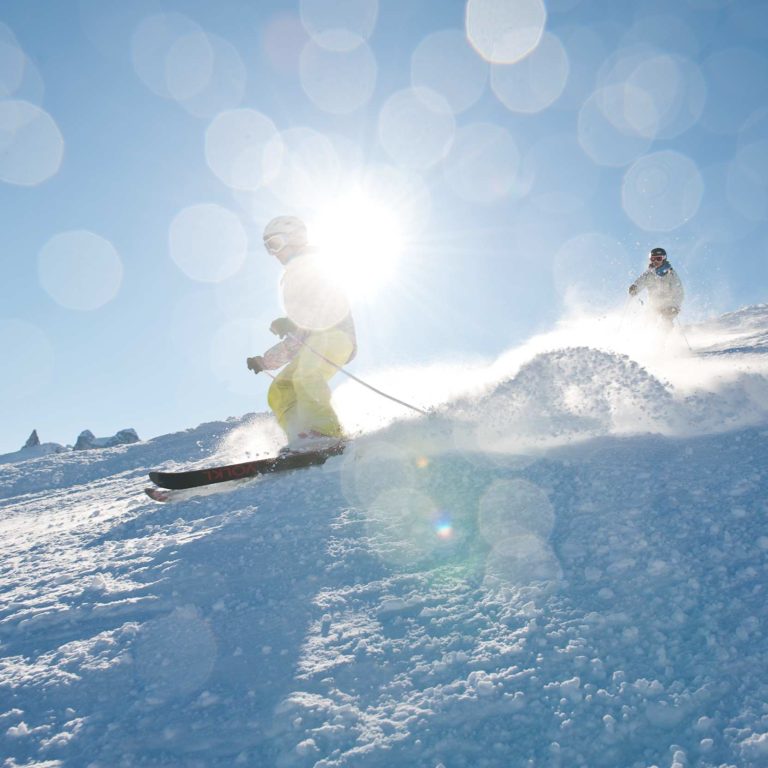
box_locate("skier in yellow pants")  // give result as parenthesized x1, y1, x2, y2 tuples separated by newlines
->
(266, 327, 355, 442)
(246, 216, 356, 451)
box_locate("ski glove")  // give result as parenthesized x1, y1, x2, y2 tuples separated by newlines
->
(270, 316, 298, 338)
(628, 284, 638, 296)
(247, 355, 266, 374)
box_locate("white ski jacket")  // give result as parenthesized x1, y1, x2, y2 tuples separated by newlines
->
(261, 251, 357, 370)
(630, 261, 684, 312)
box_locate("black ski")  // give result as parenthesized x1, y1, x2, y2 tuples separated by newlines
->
(148, 443, 345, 491)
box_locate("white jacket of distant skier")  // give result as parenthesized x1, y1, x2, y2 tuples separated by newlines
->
(629, 257, 684, 315)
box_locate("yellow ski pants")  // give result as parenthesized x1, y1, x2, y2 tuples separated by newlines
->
(267, 329, 355, 440)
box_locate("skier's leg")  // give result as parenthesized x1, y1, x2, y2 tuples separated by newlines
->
(293, 330, 355, 438)
(267, 360, 301, 441)
(659, 306, 678, 330)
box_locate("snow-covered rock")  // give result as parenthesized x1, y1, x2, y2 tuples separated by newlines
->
(73, 428, 140, 451)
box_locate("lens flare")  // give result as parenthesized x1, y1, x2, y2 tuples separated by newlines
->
(309, 192, 405, 299)
(0, 100, 64, 186)
(434, 516, 454, 540)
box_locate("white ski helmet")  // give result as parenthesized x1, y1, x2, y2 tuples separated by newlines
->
(263, 215, 308, 262)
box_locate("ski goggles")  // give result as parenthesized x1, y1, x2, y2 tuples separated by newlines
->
(649, 254, 665, 264)
(264, 234, 288, 255)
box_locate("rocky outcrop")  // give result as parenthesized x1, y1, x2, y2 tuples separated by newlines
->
(0, 432, 67, 465)
(73, 428, 140, 451)
(24, 430, 41, 448)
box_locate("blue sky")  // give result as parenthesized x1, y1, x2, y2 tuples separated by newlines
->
(1, 0, 767, 454)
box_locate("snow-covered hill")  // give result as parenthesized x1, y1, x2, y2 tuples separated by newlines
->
(0, 431, 68, 467)
(1, 308, 768, 767)
(0, 428, 141, 467)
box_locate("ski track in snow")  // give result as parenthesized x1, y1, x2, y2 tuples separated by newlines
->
(1, 308, 768, 767)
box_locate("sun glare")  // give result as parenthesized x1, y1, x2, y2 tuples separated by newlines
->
(310, 193, 405, 299)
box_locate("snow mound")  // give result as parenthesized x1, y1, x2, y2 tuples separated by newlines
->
(443, 338, 768, 453)
(451, 347, 674, 452)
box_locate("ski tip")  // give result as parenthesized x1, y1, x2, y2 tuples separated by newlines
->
(145, 487, 170, 503)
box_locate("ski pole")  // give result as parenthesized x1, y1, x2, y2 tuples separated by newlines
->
(289, 334, 429, 416)
(617, 297, 631, 334)
(677, 322, 693, 352)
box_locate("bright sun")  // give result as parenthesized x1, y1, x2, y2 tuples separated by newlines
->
(309, 193, 405, 299)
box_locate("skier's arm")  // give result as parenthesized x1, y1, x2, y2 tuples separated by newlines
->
(246, 333, 304, 374)
(629, 270, 651, 295)
(261, 333, 305, 369)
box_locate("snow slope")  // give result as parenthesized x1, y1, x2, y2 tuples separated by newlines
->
(2, 308, 768, 768)
(0, 443, 67, 467)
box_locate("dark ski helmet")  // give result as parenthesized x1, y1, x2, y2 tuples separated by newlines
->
(649, 247, 667, 258)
